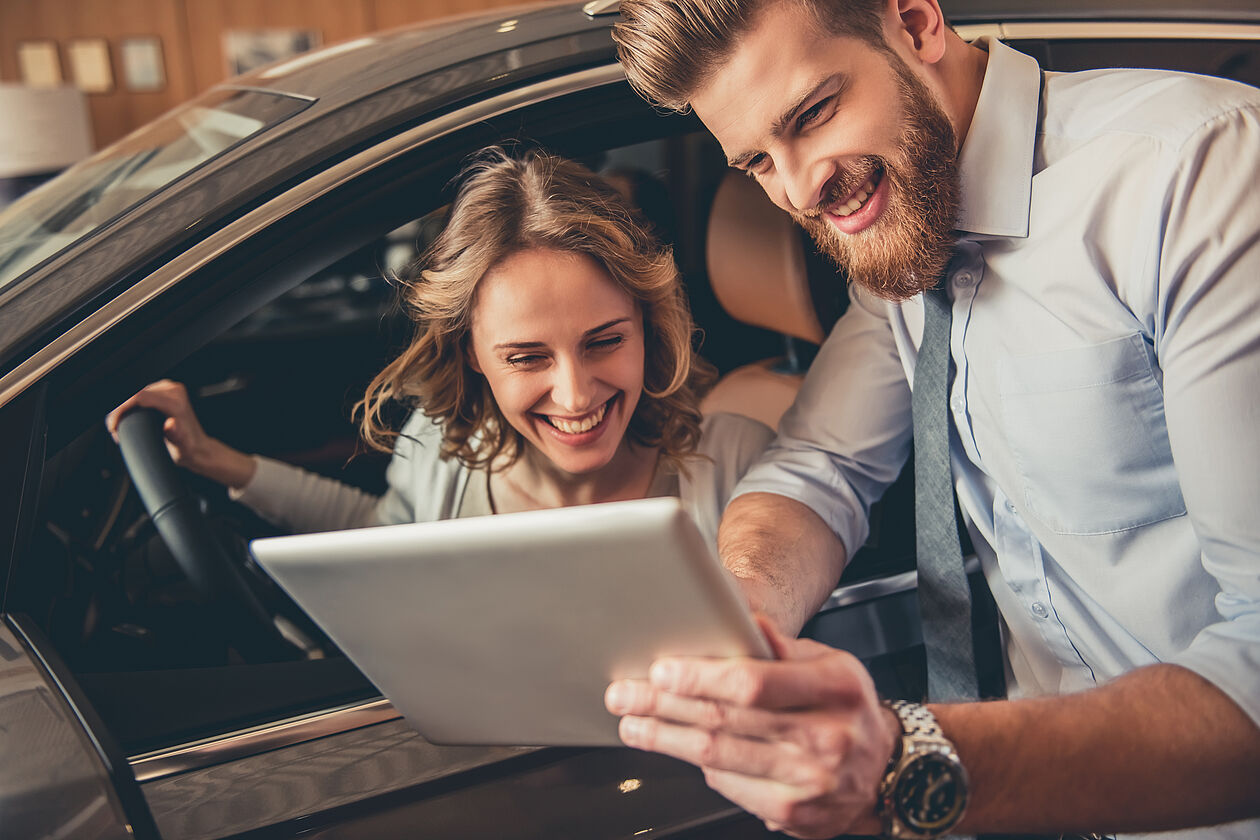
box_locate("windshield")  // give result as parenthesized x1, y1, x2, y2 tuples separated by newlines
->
(0, 88, 309, 291)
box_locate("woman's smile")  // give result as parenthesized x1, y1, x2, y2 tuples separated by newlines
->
(535, 395, 617, 442)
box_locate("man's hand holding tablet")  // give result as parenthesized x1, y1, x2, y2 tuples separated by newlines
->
(605, 616, 897, 838)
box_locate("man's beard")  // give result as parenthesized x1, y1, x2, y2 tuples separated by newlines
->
(791, 56, 960, 301)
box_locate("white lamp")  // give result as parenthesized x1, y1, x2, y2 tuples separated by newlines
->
(0, 84, 93, 179)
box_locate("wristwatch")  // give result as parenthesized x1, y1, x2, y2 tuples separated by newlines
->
(877, 700, 969, 839)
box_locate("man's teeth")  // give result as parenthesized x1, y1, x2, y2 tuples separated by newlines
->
(834, 177, 876, 217)
(548, 403, 607, 434)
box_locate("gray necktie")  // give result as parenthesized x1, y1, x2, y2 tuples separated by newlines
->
(912, 273, 980, 703)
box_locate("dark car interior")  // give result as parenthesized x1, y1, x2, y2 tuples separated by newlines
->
(11, 29, 1260, 772)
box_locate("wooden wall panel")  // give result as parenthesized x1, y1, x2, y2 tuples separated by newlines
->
(2, 0, 547, 150)
(0, 0, 194, 149)
(182, 0, 374, 93)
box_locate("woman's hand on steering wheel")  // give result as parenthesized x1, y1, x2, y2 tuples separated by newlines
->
(106, 379, 257, 489)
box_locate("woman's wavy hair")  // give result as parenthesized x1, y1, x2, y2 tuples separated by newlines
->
(356, 147, 716, 471)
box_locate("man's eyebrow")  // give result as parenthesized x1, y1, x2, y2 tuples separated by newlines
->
(726, 73, 846, 169)
(492, 318, 629, 351)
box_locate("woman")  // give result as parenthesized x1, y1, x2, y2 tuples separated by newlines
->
(108, 149, 772, 544)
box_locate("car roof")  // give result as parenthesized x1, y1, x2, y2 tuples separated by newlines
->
(225, 2, 609, 104)
(949, 0, 1260, 23)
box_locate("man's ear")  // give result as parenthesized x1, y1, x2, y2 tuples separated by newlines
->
(886, 0, 948, 65)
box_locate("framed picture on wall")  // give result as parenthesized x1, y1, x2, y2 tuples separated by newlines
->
(17, 41, 63, 88)
(67, 38, 113, 94)
(223, 29, 322, 77)
(120, 37, 166, 92)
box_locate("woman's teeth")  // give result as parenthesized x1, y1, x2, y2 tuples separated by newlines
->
(547, 402, 607, 434)
(833, 176, 876, 217)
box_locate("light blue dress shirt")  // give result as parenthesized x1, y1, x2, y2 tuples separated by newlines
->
(733, 38, 1260, 839)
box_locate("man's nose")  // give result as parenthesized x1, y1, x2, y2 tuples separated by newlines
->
(778, 153, 830, 215)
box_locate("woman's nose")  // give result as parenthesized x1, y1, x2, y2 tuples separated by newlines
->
(550, 359, 596, 413)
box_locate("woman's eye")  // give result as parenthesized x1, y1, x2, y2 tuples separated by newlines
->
(506, 354, 545, 367)
(589, 335, 624, 351)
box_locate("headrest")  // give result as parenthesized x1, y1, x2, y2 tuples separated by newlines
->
(705, 171, 824, 345)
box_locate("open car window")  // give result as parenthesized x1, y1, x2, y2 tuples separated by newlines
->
(0, 89, 311, 293)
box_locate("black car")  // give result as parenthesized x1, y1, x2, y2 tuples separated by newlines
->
(1, 2, 1257, 837)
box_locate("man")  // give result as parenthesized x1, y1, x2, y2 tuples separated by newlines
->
(604, 0, 1260, 837)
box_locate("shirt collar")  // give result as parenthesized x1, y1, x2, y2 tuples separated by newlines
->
(954, 36, 1042, 239)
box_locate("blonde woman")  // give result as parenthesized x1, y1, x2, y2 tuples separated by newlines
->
(108, 149, 771, 544)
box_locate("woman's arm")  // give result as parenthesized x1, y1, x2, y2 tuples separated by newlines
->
(106, 379, 256, 488)
(108, 379, 387, 532)
(231, 456, 383, 533)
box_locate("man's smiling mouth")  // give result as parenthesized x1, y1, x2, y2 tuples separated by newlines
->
(827, 166, 884, 217)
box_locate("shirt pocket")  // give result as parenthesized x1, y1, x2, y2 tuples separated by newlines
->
(998, 333, 1186, 536)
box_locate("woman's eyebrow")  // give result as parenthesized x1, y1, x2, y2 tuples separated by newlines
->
(584, 318, 630, 336)
(492, 318, 630, 352)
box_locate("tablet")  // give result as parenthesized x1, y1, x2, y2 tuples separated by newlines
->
(249, 497, 772, 746)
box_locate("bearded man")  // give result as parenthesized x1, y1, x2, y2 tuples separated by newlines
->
(603, 0, 1260, 838)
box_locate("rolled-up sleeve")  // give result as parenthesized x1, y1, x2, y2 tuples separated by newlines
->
(1156, 103, 1260, 725)
(231, 413, 444, 532)
(732, 284, 914, 560)
(232, 456, 382, 532)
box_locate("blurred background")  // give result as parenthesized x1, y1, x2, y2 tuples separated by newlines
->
(0, 0, 536, 203)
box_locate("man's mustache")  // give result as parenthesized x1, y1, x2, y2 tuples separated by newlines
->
(796, 157, 884, 220)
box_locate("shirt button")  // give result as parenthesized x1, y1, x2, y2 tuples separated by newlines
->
(1007, 501, 1018, 514)
(954, 271, 974, 287)
(1031, 602, 1049, 619)
(950, 397, 965, 414)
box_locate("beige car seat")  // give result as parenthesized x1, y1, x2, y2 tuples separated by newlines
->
(701, 171, 826, 429)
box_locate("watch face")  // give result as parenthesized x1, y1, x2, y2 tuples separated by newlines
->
(895, 752, 967, 832)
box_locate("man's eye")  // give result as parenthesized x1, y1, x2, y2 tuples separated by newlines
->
(797, 98, 829, 130)
(744, 154, 767, 178)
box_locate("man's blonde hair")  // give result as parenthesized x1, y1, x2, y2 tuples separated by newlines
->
(614, 0, 887, 111)
(357, 148, 714, 470)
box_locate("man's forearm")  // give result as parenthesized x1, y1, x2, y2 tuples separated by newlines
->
(940, 663, 1260, 835)
(607, 637, 1260, 838)
(718, 492, 848, 635)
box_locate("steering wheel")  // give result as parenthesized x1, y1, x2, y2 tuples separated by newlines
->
(114, 408, 297, 661)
